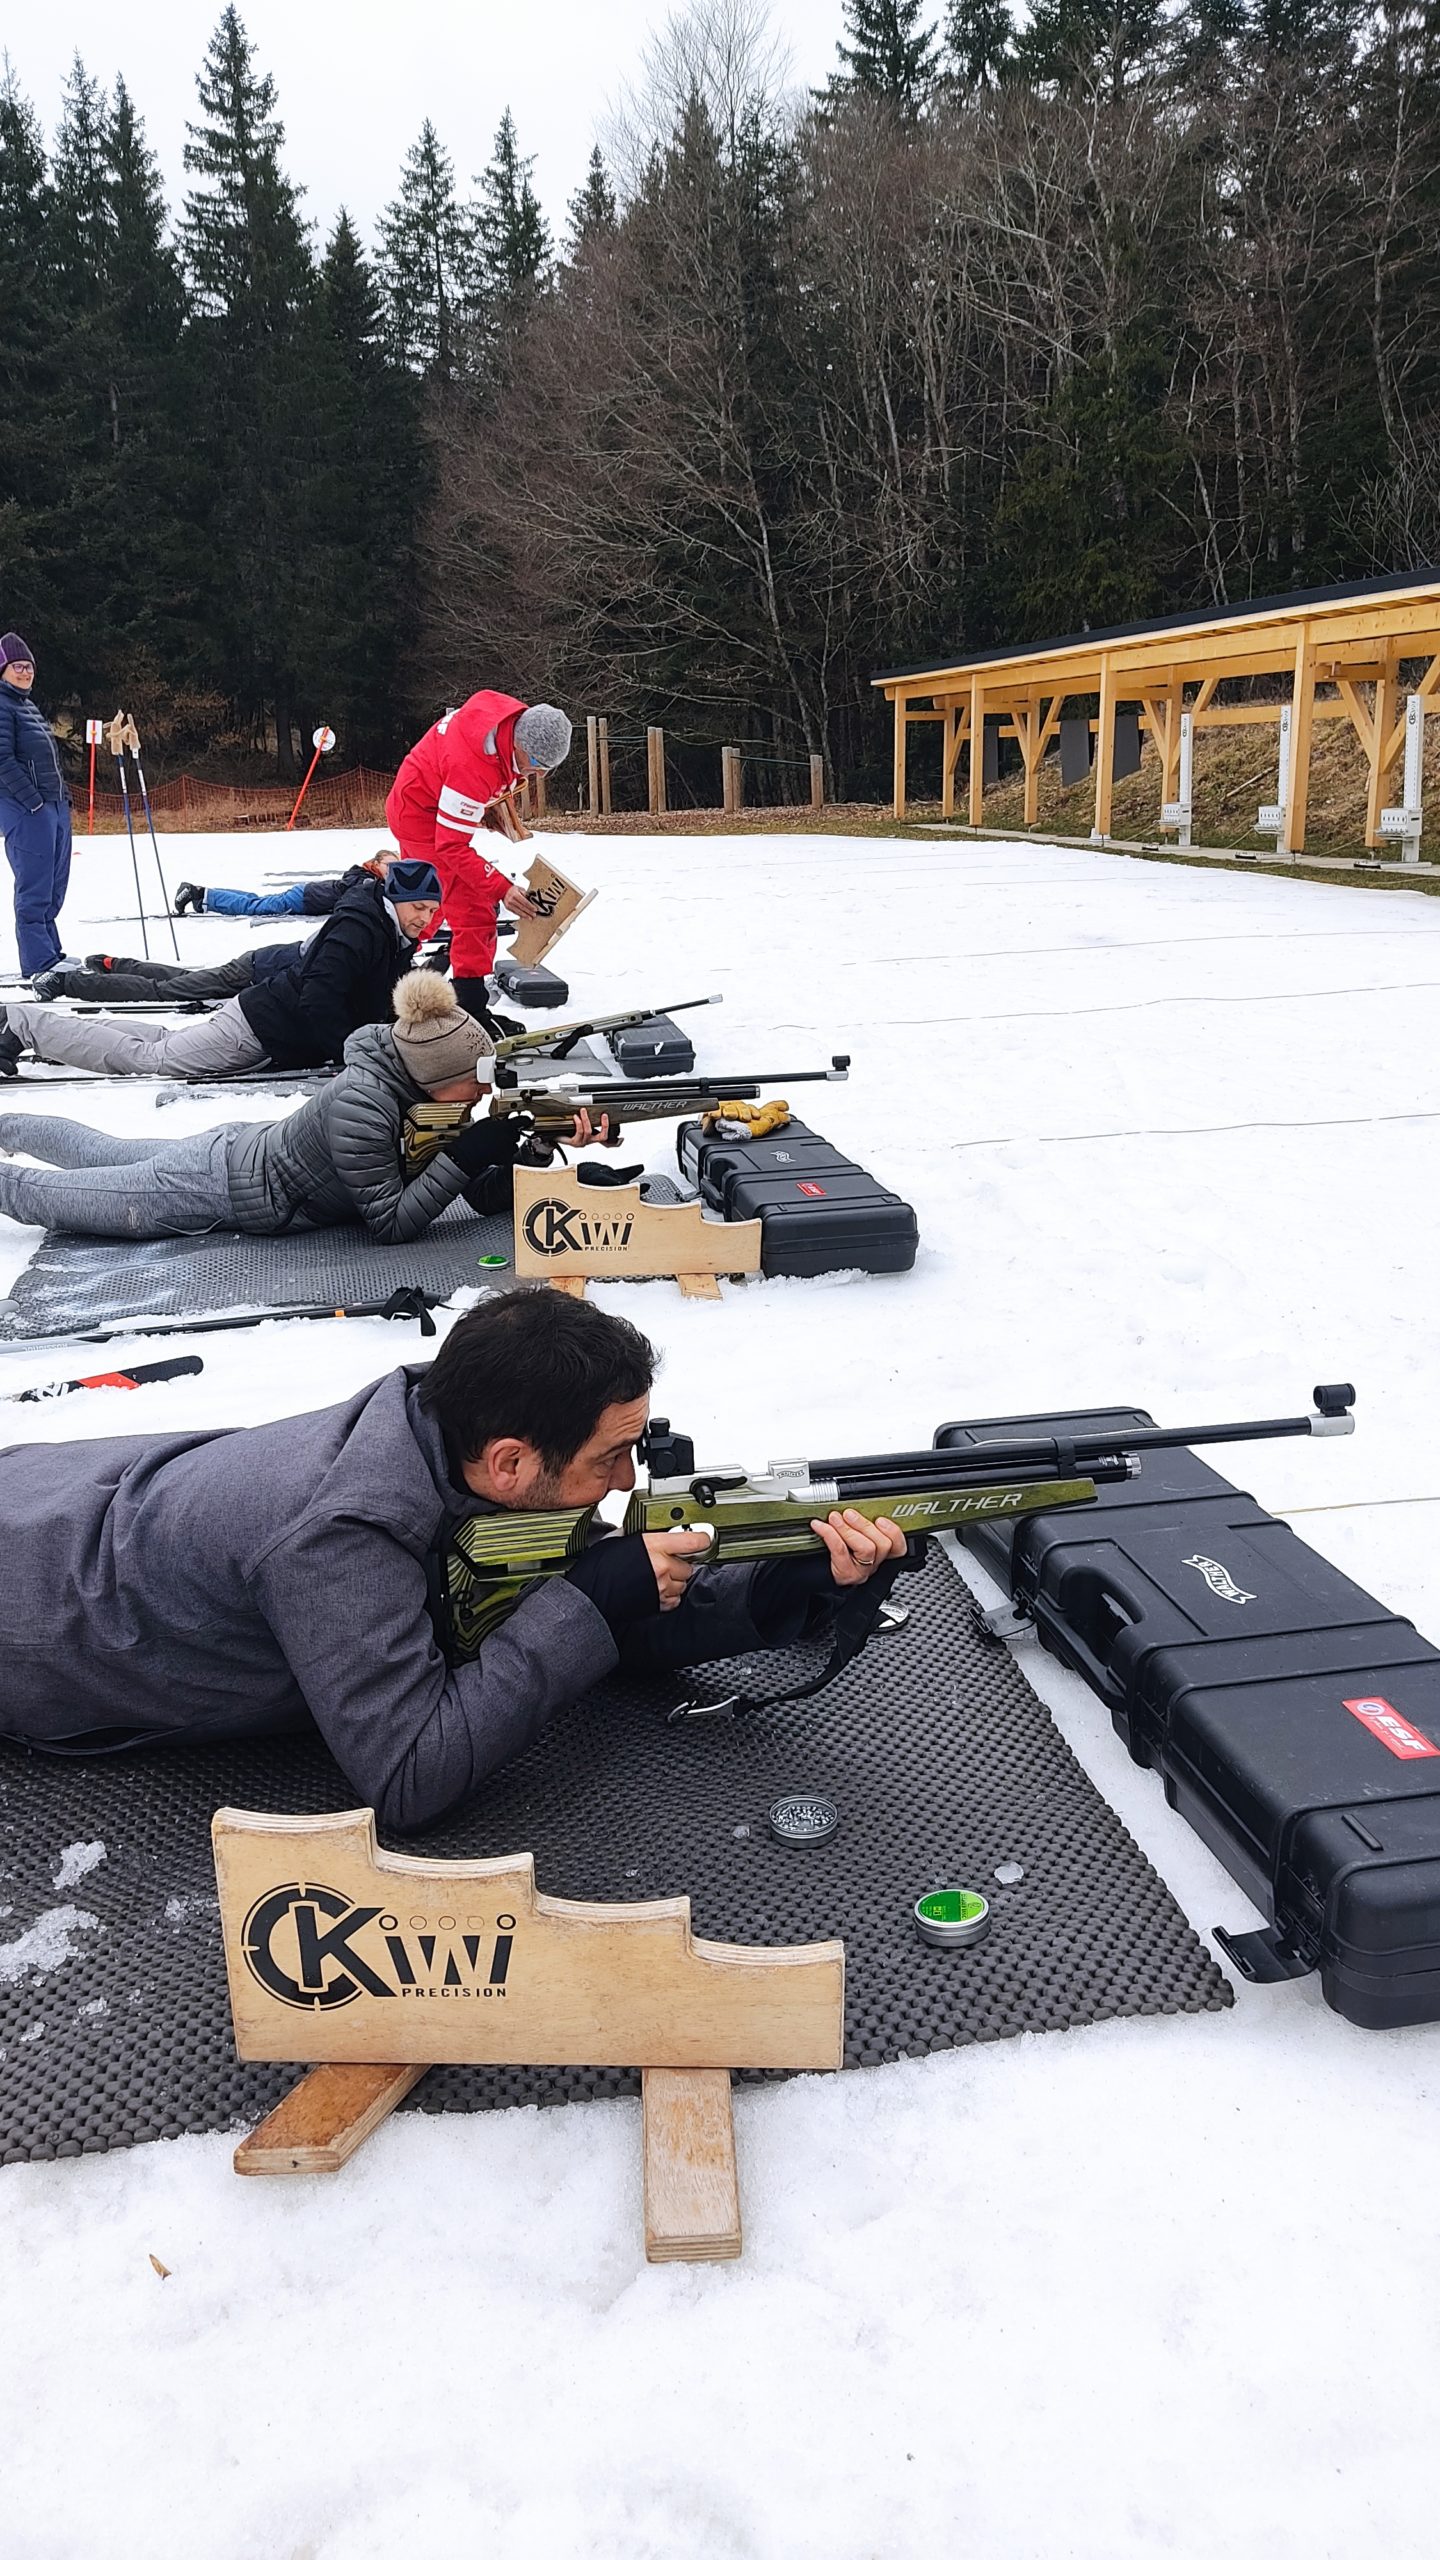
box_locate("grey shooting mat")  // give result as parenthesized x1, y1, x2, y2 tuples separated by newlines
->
(0, 1551, 1231, 2163)
(0, 1159, 683, 1342)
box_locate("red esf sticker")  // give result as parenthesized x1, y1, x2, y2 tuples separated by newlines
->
(1343, 1695, 1440, 1759)
(796, 1181, 826, 1197)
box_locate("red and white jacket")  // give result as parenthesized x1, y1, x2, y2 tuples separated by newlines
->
(387, 688, 527, 865)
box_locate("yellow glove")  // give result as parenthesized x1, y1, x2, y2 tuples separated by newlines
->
(702, 1098, 791, 1137)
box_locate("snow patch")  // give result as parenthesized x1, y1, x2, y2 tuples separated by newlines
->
(51, 1839, 107, 1890)
(0, 1905, 101, 1983)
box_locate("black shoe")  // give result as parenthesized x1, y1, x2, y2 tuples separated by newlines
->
(173, 882, 205, 916)
(0, 1029, 22, 1079)
(30, 969, 68, 1002)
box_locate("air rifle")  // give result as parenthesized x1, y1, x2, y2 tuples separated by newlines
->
(436, 1386, 1356, 1690)
(492, 992, 723, 1070)
(404, 1057, 850, 1167)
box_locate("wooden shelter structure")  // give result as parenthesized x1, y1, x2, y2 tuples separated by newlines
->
(875, 569, 1440, 853)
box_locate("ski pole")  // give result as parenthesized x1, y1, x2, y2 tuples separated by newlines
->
(119, 714, 181, 960)
(287, 723, 336, 829)
(105, 711, 150, 961)
(2, 1354, 204, 1403)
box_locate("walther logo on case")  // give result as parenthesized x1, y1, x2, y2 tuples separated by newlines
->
(242, 1884, 518, 2009)
(1343, 1696, 1440, 1760)
(1181, 1553, 1256, 1606)
(520, 1196, 635, 1257)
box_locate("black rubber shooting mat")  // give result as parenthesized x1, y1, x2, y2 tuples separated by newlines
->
(0, 1552, 1231, 2163)
(0, 1171, 684, 1340)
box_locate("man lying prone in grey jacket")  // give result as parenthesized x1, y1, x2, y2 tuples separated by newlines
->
(0, 972, 609, 1242)
(0, 1290, 905, 1831)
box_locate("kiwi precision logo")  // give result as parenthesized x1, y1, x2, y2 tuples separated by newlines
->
(242, 1884, 517, 2010)
(520, 1196, 635, 1257)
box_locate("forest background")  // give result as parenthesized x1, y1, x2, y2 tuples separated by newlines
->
(2, 0, 1438, 805)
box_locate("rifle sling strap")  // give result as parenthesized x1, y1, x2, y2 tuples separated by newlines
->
(668, 1553, 915, 1724)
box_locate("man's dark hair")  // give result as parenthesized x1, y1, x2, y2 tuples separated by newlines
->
(418, 1287, 657, 1475)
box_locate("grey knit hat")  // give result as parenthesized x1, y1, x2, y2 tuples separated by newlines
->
(391, 973, 496, 1089)
(514, 702, 572, 770)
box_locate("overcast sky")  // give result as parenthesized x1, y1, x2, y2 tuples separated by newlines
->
(4, 0, 859, 248)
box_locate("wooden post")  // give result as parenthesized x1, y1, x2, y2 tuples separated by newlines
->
(647, 726, 667, 818)
(721, 745, 742, 814)
(892, 697, 909, 820)
(809, 752, 824, 811)
(597, 717, 612, 816)
(939, 709, 956, 818)
(968, 676, 985, 825)
(1365, 652, 1400, 849)
(1164, 679, 1183, 809)
(1092, 657, 1118, 839)
(1282, 626, 1317, 856)
(532, 768, 547, 819)
(586, 715, 600, 816)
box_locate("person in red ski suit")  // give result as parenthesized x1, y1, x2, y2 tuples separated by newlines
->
(385, 693, 573, 1021)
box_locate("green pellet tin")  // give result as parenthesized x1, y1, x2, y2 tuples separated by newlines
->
(913, 1887, 991, 1948)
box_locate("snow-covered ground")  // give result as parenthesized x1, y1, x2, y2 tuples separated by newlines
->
(3, 825, 1440, 2558)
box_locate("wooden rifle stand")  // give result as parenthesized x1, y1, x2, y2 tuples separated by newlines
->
(507, 854, 596, 969)
(512, 1163, 761, 1302)
(216, 1809, 843, 2264)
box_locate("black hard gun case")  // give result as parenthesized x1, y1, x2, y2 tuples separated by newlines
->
(492, 957, 569, 1009)
(677, 1116, 919, 1278)
(609, 1015, 697, 1077)
(941, 1404, 1440, 2029)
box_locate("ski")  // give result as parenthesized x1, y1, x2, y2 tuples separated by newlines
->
(2, 1353, 205, 1402)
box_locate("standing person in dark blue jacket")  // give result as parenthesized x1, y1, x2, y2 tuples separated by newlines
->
(0, 634, 72, 978)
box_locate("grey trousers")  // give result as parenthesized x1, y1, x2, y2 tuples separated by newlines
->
(1, 994, 269, 1081)
(0, 1113, 239, 1238)
(58, 954, 256, 1005)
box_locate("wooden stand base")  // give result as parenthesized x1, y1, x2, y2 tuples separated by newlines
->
(234, 2062, 424, 2176)
(234, 2060, 744, 2263)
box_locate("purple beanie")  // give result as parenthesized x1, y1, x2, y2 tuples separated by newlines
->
(0, 634, 35, 670)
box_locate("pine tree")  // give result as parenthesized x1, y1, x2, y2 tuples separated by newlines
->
(829, 0, 939, 116)
(944, 0, 1016, 88)
(469, 109, 551, 369)
(50, 57, 110, 310)
(0, 70, 68, 676)
(377, 121, 469, 378)
(315, 211, 427, 753)
(180, 7, 324, 772)
(1015, 0, 1171, 95)
(565, 145, 618, 256)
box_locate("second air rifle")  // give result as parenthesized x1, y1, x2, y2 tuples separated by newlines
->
(491, 992, 723, 1072)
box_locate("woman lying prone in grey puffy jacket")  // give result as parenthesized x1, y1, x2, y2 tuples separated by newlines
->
(0, 973, 612, 1243)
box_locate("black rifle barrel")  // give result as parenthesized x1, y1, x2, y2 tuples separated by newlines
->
(808, 1393, 1355, 1494)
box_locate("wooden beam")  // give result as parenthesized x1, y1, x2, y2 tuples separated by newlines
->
(969, 675, 985, 826)
(892, 698, 909, 820)
(940, 706, 957, 818)
(1365, 654, 1400, 848)
(1281, 626, 1317, 855)
(1093, 655, 1117, 838)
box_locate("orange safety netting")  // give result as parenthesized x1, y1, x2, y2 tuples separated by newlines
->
(77, 767, 396, 834)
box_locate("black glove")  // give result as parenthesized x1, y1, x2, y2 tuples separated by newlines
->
(445, 1114, 520, 1178)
